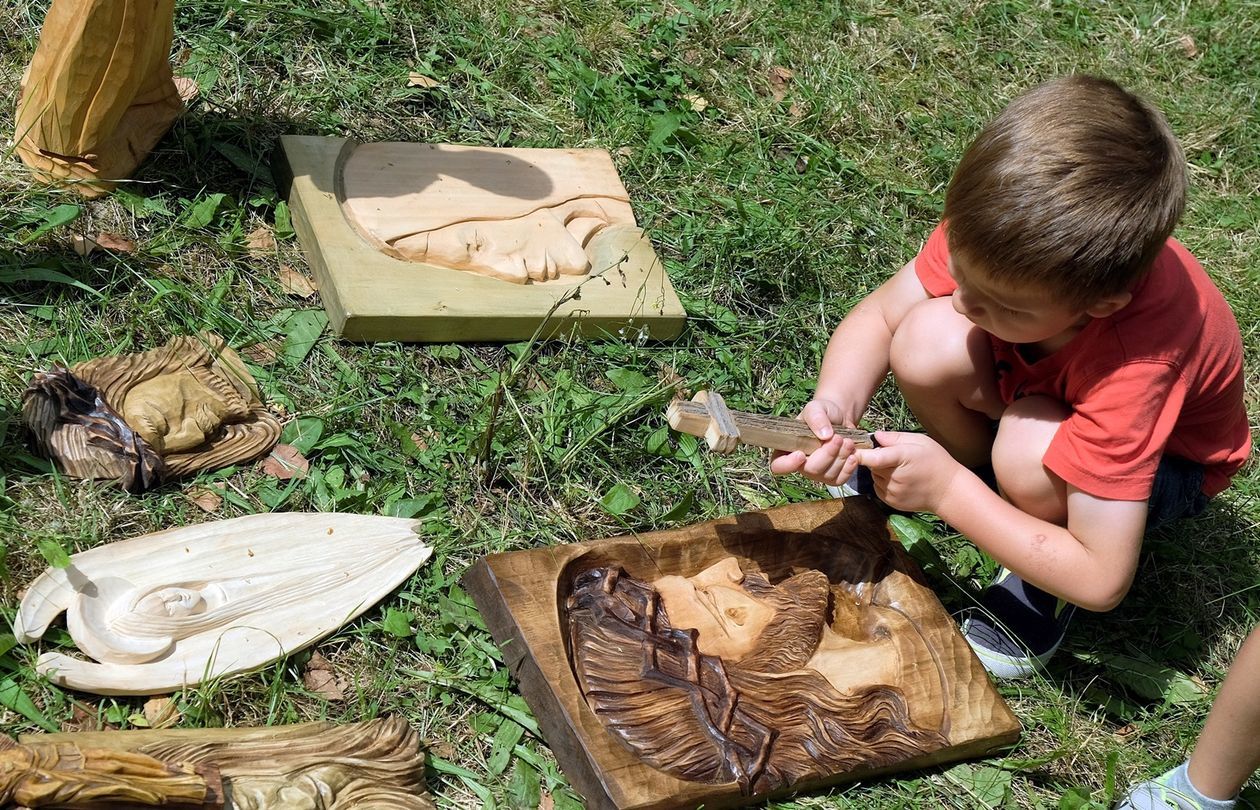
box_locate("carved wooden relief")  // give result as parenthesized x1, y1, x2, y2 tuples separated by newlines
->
(14, 514, 433, 695)
(14, 0, 190, 197)
(465, 499, 1021, 809)
(14, 717, 434, 809)
(22, 333, 280, 492)
(277, 135, 686, 342)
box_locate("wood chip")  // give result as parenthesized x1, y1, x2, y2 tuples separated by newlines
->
(260, 444, 309, 480)
(246, 225, 275, 256)
(187, 487, 223, 513)
(142, 696, 182, 729)
(278, 264, 317, 298)
(684, 93, 710, 112)
(408, 72, 440, 88)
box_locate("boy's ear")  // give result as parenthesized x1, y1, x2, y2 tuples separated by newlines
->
(1085, 291, 1132, 318)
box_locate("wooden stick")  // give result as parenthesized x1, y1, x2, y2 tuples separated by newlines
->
(666, 392, 873, 455)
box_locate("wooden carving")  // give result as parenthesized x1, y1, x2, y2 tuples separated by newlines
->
(277, 136, 687, 342)
(465, 499, 1021, 809)
(22, 333, 280, 493)
(667, 391, 874, 455)
(14, 514, 433, 695)
(14, 0, 191, 197)
(14, 717, 434, 809)
(0, 736, 218, 807)
(341, 143, 638, 284)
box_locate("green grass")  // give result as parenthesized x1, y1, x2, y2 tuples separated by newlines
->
(1, 0, 1258, 807)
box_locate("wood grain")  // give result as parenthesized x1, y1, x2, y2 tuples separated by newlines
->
(667, 395, 873, 454)
(465, 498, 1020, 809)
(277, 135, 686, 342)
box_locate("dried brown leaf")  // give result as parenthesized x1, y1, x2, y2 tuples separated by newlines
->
(187, 487, 223, 513)
(539, 793, 555, 810)
(246, 225, 275, 256)
(260, 444, 309, 480)
(768, 65, 795, 102)
(303, 652, 347, 700)
(788, 101, 805, 118)
(278, 264, 317, 298)
(143, 696, 181, 729)
(95, 232, 137, 252)
(62, 701, 101, 733)
(408, 72, 440, 89)
(1177, 34, 1199, 58)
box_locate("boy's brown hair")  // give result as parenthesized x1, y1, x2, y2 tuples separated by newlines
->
(944, 75, 1187, 308)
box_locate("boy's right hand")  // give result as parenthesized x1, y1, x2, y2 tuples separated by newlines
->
(768, 399, 863, 486)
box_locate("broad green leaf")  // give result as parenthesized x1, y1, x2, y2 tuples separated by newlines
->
(0, 679, 57, 731)
(945, 763, 1012, 807)
(1093, 651, 1210, 705)
(280, 417, 324, 454)
(273, 201, 295, 239)
(35, 538, 70, 569)
(182, 193, 230, 229)
(21, 204, 81, 242)
(438, 586, 486, 632)
(0, 267, 103, 298)
(600, 483, 640, 516)
(430, 344, 461, 361)
(606, 368, 651, 392)
(381, 608, 414, 638)
(487, 718, 525, 775)
(1058, 786, 1104, 809)
(386, 494, 442, 519)
(282, 310, 328, 366)
(506, 759, 542, 810)
(659, 489, 695, 522)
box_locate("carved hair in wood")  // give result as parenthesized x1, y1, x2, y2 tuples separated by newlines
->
(22, 333, 280, 492)
(14, 0, 190, 196)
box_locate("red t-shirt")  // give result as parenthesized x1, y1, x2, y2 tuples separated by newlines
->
(915, 224, 1250, 500)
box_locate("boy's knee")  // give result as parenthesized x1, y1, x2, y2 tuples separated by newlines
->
(994, 396, 1071, 522)
(890, 298, 978, 388)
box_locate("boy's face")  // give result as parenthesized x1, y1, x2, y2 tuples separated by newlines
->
(947, 255, 1089, 346)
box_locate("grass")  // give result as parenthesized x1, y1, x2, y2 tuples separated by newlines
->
(1, 0, 1258, 807)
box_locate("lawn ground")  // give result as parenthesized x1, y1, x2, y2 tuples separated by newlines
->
(0, 0, 1257, 807)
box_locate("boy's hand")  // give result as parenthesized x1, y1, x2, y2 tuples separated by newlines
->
(768, 399, 862, 486)
(852, 431, 965, 512)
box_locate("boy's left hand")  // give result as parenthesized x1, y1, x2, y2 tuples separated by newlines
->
(852, 431, 966, 512)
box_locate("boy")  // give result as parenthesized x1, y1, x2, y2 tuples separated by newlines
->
(771, 75, 1250, 678)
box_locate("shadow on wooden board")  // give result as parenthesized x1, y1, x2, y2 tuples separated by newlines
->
(464, 497, 1021, 810)
(276, 135, 686, 343)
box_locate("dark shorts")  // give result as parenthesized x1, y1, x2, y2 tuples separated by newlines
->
(1146, 455, 1209, 531)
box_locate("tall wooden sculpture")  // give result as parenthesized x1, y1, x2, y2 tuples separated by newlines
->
(14, 0, 188, 197)
(466, 498, 1021, 809)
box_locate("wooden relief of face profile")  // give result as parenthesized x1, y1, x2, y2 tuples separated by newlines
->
(13, 514, 433, 695)
(7, 717, 435, 809)
(14, 0, 193, 197)
(21, 333, 280, 492)
(466, 499, 1021, 809)
(338, 143, 640, 284)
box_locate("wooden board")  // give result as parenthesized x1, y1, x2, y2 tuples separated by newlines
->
(464, 498, 1020, 810)
(276, 136, 687, 342)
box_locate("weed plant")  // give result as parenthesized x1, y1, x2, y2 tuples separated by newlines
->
(0, 0, 1257, 807)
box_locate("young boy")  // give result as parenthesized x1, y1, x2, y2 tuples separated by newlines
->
(770, 75, 1250, 678)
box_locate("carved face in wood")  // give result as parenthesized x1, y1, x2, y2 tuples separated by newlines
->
(339, 143, 639, 284)
(21, 333, 280, 492)
(566, 558, 950, 794)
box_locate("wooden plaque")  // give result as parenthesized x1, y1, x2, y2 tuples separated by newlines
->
(464, 498, 1020, 809)
(277, 136, 686, 343)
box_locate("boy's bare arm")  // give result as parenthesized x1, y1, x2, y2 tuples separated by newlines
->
(771, 260, 930, 484)
(855, 432, 1147, 611)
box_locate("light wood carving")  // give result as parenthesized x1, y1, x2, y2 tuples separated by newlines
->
(340, 143, 638, 284)
(668, 391, 874, 455)
(465, 499, 1021, 809)
(22, 333, 280, 493)
(14, 0, 191, 197)
(14, 514, 433, 695)
(0, 736, 218, 807)
(15, 717, 434, 809)
(277, 135, 687, 342)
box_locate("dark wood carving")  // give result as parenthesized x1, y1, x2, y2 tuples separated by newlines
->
(15, 717, 433, 809)
(465, 498, 1021, 810)
(22, 333, 280, 492)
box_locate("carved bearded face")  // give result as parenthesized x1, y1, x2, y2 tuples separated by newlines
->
(653, 558, 778, 660)
(121, 370, 230, 453)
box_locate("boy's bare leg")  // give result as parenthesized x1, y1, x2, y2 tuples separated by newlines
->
(889, 297, 1004, 469)
(1119, 626, 1260, 809)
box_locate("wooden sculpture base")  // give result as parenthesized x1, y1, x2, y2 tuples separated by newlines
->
(277, 136, 687, 342)
(465, 498, 1020, 810)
